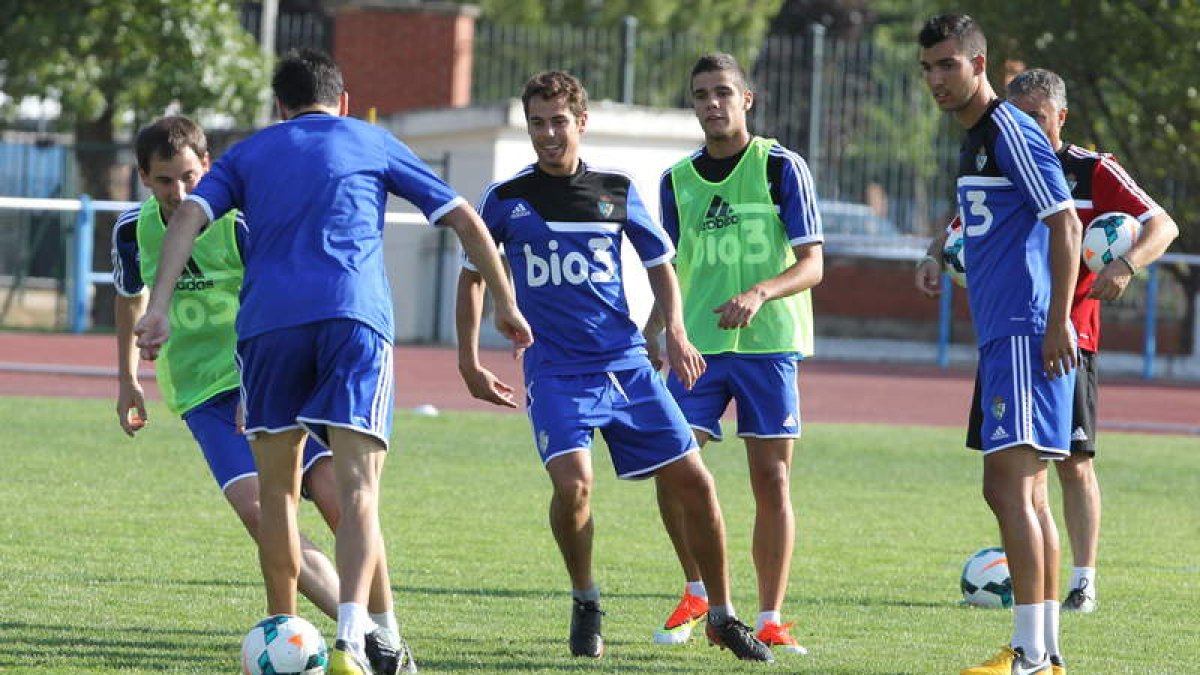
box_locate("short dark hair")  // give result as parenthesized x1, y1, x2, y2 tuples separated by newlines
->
(135, 116, 207, 172)
(521, 70, 588, 119)
(1007, 68, 1068, 110)
(690, 52, 750, 91)
(917, 14, 987, 59)
(272, 48, 344, 111)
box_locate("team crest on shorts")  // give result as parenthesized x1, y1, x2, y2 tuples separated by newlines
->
(537, 430, 550, 453)
(990, 395, 1006, 421)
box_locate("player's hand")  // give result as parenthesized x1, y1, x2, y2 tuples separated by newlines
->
(494, 302, 533, 358)
(459, 364, 519, 408)
(1087, 262, 1133, 302)
(713, 286, 767, 329)
(664, 328, 705, 390)
(1042, 322, 1079, 379)
(116, 381, 148, 437)
(915, 257, 943, 298)
(133, 309, 170, 361)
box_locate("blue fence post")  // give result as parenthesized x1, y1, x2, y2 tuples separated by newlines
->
(70, 195, 93, 334)
(937, 272, 952, 368)
(1142, 263, 1158, 380)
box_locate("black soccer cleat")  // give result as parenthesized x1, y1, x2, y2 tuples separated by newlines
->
(569, 599, 605, 657)
(364, 626, 418, 674)
(705, 615, 775, 662)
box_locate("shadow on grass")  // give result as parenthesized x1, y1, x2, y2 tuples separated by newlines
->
(0, 621, 237, 670)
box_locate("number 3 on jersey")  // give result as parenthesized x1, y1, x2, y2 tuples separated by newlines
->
(962, 190, 993, 237)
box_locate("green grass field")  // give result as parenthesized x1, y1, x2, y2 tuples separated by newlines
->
(0, 397, 1196, 673)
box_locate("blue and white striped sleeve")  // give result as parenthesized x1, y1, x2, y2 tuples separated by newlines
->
(110, 207, 144, 297)
(772, 145, 824, 246)
(993, 103, 1073, 221)
(623, 177, 675, 268)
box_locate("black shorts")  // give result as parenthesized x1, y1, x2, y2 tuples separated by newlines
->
(966, 350, 1097, 455)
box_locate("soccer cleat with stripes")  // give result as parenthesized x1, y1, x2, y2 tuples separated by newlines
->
(756, 620, 808, 655)
(960, 645, 1050, 675)
(1062, 580, 1096, 613)
(704, 616, 774, 662)
(364, 626, 417, 674)
(652, 590, 709, 644)
(328, 639, 374, 675)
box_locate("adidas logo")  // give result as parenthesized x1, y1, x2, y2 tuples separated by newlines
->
(510, 202, 532, 219)
(990, 426, 1009, 441)
(782, 414, 797, 428)
(175, 256, 214, 291)
(701, 195, 740, 231)
(1071, 427, 1089, 442)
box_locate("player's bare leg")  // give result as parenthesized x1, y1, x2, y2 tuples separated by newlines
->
(327, 427, 386, 607)
(982, 445, 1048, 664)
(545, 451, 595, 591)
(1033, 469, 1064, 663)
(226, 475, 340, 619)
(654, 453, 729, 605)
(745, 437, 795, 614)
(248, 428, 308, 616)
(655, 430, 711, 584)
(1055, 454, 1100, 569)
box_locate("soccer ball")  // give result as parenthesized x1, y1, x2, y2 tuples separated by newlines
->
(1082, 211, 1141, 273)
(942, 221, 968, 288)
(242, 615, 328, 675)
(961, 547, 1013, 608)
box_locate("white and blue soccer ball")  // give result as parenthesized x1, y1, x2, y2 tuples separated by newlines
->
(942, 222, 968, 288)
(241, 615, 328, 675)
(961, 547, 1013, 608)
(1082, 211, 1141, 273)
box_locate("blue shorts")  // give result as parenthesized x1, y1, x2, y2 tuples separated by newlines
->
(666, 353, 800, 441)
(525, 364, 698, 479)
(183, 389, 332, 491)
(237, 319, 395, 450)
(975, 335, 1074, 457)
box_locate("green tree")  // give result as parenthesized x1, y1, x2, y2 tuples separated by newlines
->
(0, 0, 269, 200)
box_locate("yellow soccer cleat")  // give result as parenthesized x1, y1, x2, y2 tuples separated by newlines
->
(961, 645, 1050, 675)
(1050, 653, 1066, 675)
(328, 640, 373, 675)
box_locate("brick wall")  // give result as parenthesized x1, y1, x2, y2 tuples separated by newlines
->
(333, 3, 477, 118)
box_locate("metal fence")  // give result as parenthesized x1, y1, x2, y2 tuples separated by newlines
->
(472, 21, 962, 237)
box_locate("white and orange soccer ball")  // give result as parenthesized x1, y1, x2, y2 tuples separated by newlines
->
(961, 547, 1013, 609)
(1082, 211, 1141, 274)
(242, 615, 327, 675)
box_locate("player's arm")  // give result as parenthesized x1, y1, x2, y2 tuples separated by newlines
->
(440, 203, 532, 354)
(134, 200, 208, 360)
(916, 221, 952, 298)
(645, 262, 705, 389)
(115, 291, 149, 435)
(455, 265, 519, 408)
(715, 242, 823, 329)
(643, 171, 681, 366)
(1044, 207, 1083, 378)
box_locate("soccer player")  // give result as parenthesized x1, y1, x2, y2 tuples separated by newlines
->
(916, 68, 1180, 619)
(134, 50, 531, 675)
(918, 16, 1085, 675)
(455, 70, 772, 663)
(645, 52, 823, 656)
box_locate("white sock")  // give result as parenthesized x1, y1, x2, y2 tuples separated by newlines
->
(370, 610, 399, 635)
(572, 585, 600, 604)
(1069, 567, 1096, 595)
(336, 602, 375, 650)
(1043, 600, 1061, 658)
(708, 604, 736, 624)
(756, 610, 782, 631)
(1012, 603, 1046, 663)
(686, 580, 708, 599)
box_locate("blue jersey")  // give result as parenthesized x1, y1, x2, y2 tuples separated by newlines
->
(956, 100, 1073, 345)
(468, 162, 673, 379)
(188, 112, 464, 342)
